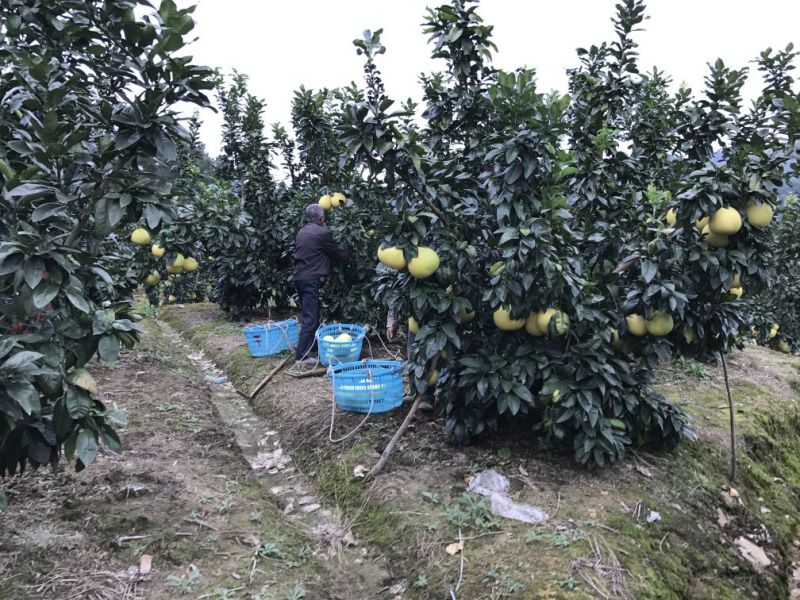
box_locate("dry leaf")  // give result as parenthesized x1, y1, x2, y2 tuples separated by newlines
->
(446, 540, 465, 556)
(635, 465, 653, 478)
(729, 487, 740, 498)
(353, 464, 368, 479)
(139, 554, 152, 575)
(716, 508, 731, 528)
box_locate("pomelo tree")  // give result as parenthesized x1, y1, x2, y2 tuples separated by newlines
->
(340, 0, 798, 467)
(0, 0, 213, 476)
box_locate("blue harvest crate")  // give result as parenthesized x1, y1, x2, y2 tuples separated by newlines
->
(316, 324, 365, 365)
(243, 319, 298, 357)
(328, 360, 404, 414)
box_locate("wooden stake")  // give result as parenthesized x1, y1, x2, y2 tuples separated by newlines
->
(721, 352, 736, 482)
(249, 354, 293, 399)
(285, 367, 327, 379)
(366, 353, 440, 480)
(366, 393, 422, 481)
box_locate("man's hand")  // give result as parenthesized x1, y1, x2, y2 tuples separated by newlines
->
(386, 310, 396, 341)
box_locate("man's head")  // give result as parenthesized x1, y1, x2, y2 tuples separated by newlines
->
(305, 203, 325, 225)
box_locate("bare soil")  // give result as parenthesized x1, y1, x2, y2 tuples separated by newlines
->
(0, 320, 387, 600)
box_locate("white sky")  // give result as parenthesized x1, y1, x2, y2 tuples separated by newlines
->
(178, 1, 800, 157)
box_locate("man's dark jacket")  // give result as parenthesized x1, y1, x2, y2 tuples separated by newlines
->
(292, 223, 349, 281)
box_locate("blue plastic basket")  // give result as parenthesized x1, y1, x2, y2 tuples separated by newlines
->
(328, 360, 404, 413)
(243, 319, 298, 357)
(316, 324, 366, 365)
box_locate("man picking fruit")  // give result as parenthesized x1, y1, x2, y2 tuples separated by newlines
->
(292, 204, 350, 364)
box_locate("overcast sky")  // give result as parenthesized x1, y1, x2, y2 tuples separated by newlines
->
(177, 1, 799, 157)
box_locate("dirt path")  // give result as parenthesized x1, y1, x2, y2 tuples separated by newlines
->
(0, 320, 387, 600)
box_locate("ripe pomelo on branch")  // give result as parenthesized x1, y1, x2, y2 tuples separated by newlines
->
(407, 246, 440, 279)
(183, 257, 199, 272)
(645, 312, 674, 336)
(131, 227, 151, 245)
(331, 192, 346, 207)
(626, 314, 647, 336)
(408, 317, 420, 334)
(377, 246, 406, 270)
(665, 208, 677, 226)
(151, 243, 166, 258)
(525, 313, 545, 336)
(319, 194, 333, 210)
(708, 206, 742, 235)
(702, 225, 730, 248)
(493, 307, 525, 331)
(746, 199, 773, 228)
(144, 272, 160, 287)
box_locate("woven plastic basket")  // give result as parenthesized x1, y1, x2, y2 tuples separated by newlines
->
(328, 360, 403, 414)
(243, 319, 298, 357)
(316, 324, 365, 365)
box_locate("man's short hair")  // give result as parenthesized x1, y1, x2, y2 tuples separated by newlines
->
(306, 203, 325, 224)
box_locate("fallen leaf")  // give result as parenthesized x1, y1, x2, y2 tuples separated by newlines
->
(446, 540, 465, 556)
(353, 464, 368, 478)
(518, 465, 529, 476)
(139, 554, 152, 575)
(729, 487, 740, 498)
(635, 465, 653, 478)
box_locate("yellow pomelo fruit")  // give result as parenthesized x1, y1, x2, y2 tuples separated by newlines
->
(131, 227, 151, 245)
(731, 272, 741, 288)
(166, 265, 183, 274)
(696, 216, 709, 231)
(336, 333, 352, 342)
(709, 206, 742, 235)
(69, 368, 99, 395)
(729, 286, 743, 299)
(427, 369, 440, 385)
(493, 307, 524, 331)
(377, 246, 406, 270)
(535, 308, 557, 334)
(408, 317, 420, 335)
(746, 200, 773, 228)
(459, 309, 476, 324)
(665, 208, 677, 226)
(702, 225, 729, 248)
(682, 327, 695, 344)
(525, 313, 545, 336)
(171, 253, 185, 268)
(767, 323, 779, 340)
(168, 295, 177, 303)
(183, 257, 198, 272)
(645, 312, 674, 336)
(323, 335, 335, 342)
(626, 314, 647, 336)
(151, 243, 166, 258)
(318, 194, 332, 210)
(536, 309, 569, 335)
(751, 326, 759, 338)
(408, 247, 440, 279)
(144, 272, 160, 287)
(778, 340, 791, 354)
(331, 192, 346, 207)
(552, 389, 561, 402)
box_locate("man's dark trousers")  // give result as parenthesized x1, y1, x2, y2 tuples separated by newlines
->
(295, 279, 321, 360)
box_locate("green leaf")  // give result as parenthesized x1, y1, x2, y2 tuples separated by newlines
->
(98, 335, 121, 363)
(5, 380, 41, 415)
(101, 426, 123, 454)
(32, 281, 60, 308)
(66, 290, 91, 313)
(65, 387, 93, 419)
(23, 258, 46, 289)
(75, 430, 99, 468)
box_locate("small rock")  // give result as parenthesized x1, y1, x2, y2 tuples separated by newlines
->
(734, 536, 771, 570)
(298, 496, 315, 506)
(301, 503, 321, 513)
(389, 581, 407, 594)
(717, 508, 731, 528)
(720, 490, 737, 509)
